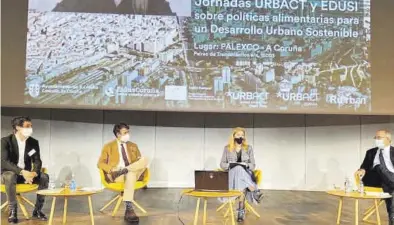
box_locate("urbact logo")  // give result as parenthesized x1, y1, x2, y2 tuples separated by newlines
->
(226, 91, 269, 100)
(28, 83, 41, 98)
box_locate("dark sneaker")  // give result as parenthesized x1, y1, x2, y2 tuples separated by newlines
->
(32, 208, 48, 221)
(253, 190, 264, 203)
(237, 209, 245, 222)
(8, 206, 18, 224)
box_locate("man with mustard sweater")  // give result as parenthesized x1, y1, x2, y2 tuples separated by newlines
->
(97, 123, 148, 222)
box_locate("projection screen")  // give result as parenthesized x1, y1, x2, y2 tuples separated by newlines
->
(17, 0, 380, 113)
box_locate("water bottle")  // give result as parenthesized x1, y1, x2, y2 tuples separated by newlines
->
(48, 173, 56, 190)
(348, 180, 353, 193)
(69, 174, 77, 192)
(359, 181, 364, 194)
(344, 177, 350, 193)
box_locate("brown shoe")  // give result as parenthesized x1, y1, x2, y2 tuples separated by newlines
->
(138, 173, 145, 181)
(113, 168, 128, 178)
(106, 168, 128, 183)
(105, 173, 114, 183)
(124, 208, 139, 222)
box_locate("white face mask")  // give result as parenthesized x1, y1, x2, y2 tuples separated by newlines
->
(375, 139, 386, 149)
(20, 128, 33, 138)
(120, 133, 130, 143)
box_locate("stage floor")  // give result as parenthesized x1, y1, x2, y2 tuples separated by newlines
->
(1, 188, 389, 225)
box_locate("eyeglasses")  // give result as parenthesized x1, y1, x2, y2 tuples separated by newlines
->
(374, 136, 387, 140)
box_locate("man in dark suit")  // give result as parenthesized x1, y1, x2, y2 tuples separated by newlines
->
(52, 0, 175, 16)
(356, 129, 394, 225)
(1, 117, 49, 223)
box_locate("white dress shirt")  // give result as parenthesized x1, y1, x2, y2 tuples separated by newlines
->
(113, 0, 123, 6)
(117, 141, 129, 168)
(16, 136, 26, 169)
(373, 145, 394, 173)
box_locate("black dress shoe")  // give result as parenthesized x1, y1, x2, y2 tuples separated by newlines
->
(253, 190, 264, 203)
(124, 208, 139, 222)
(32, 209, 48, 221)
(8, 207, 18, 223)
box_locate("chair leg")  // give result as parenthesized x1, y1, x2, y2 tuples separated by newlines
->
(228, 200, 236, 225)
(112, 196, 123, 217)
(100, 195, 121, 212)
(245, 202, 260, 218)
(374, 199, 381, 225)
(363, 205, 377, 221)
(20, 196, 35, 207)
(224, 207, 230, 218)
(16, 195, 29, 219)
(217, 201, 228, 212)
(223, 201, 232, 218)
(363, 200, 384, 223)
(1, 201, 8, 210)
(363, 204, 376, 216)
(131, 200, 147, 214)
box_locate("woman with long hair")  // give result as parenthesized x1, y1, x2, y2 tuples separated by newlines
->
(220, 127, 263, 222)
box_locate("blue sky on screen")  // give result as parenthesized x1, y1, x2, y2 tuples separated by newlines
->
(28, 0, 191, 16)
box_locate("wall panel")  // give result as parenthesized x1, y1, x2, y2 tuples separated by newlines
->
(1, 107, 393, 190)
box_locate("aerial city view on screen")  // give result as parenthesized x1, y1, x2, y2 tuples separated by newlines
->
(25, 0, 371, 112)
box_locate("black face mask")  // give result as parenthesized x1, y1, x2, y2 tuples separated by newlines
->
(234, 137, 244, 145)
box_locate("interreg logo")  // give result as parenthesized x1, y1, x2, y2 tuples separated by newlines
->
(28, 83, 41, 98)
